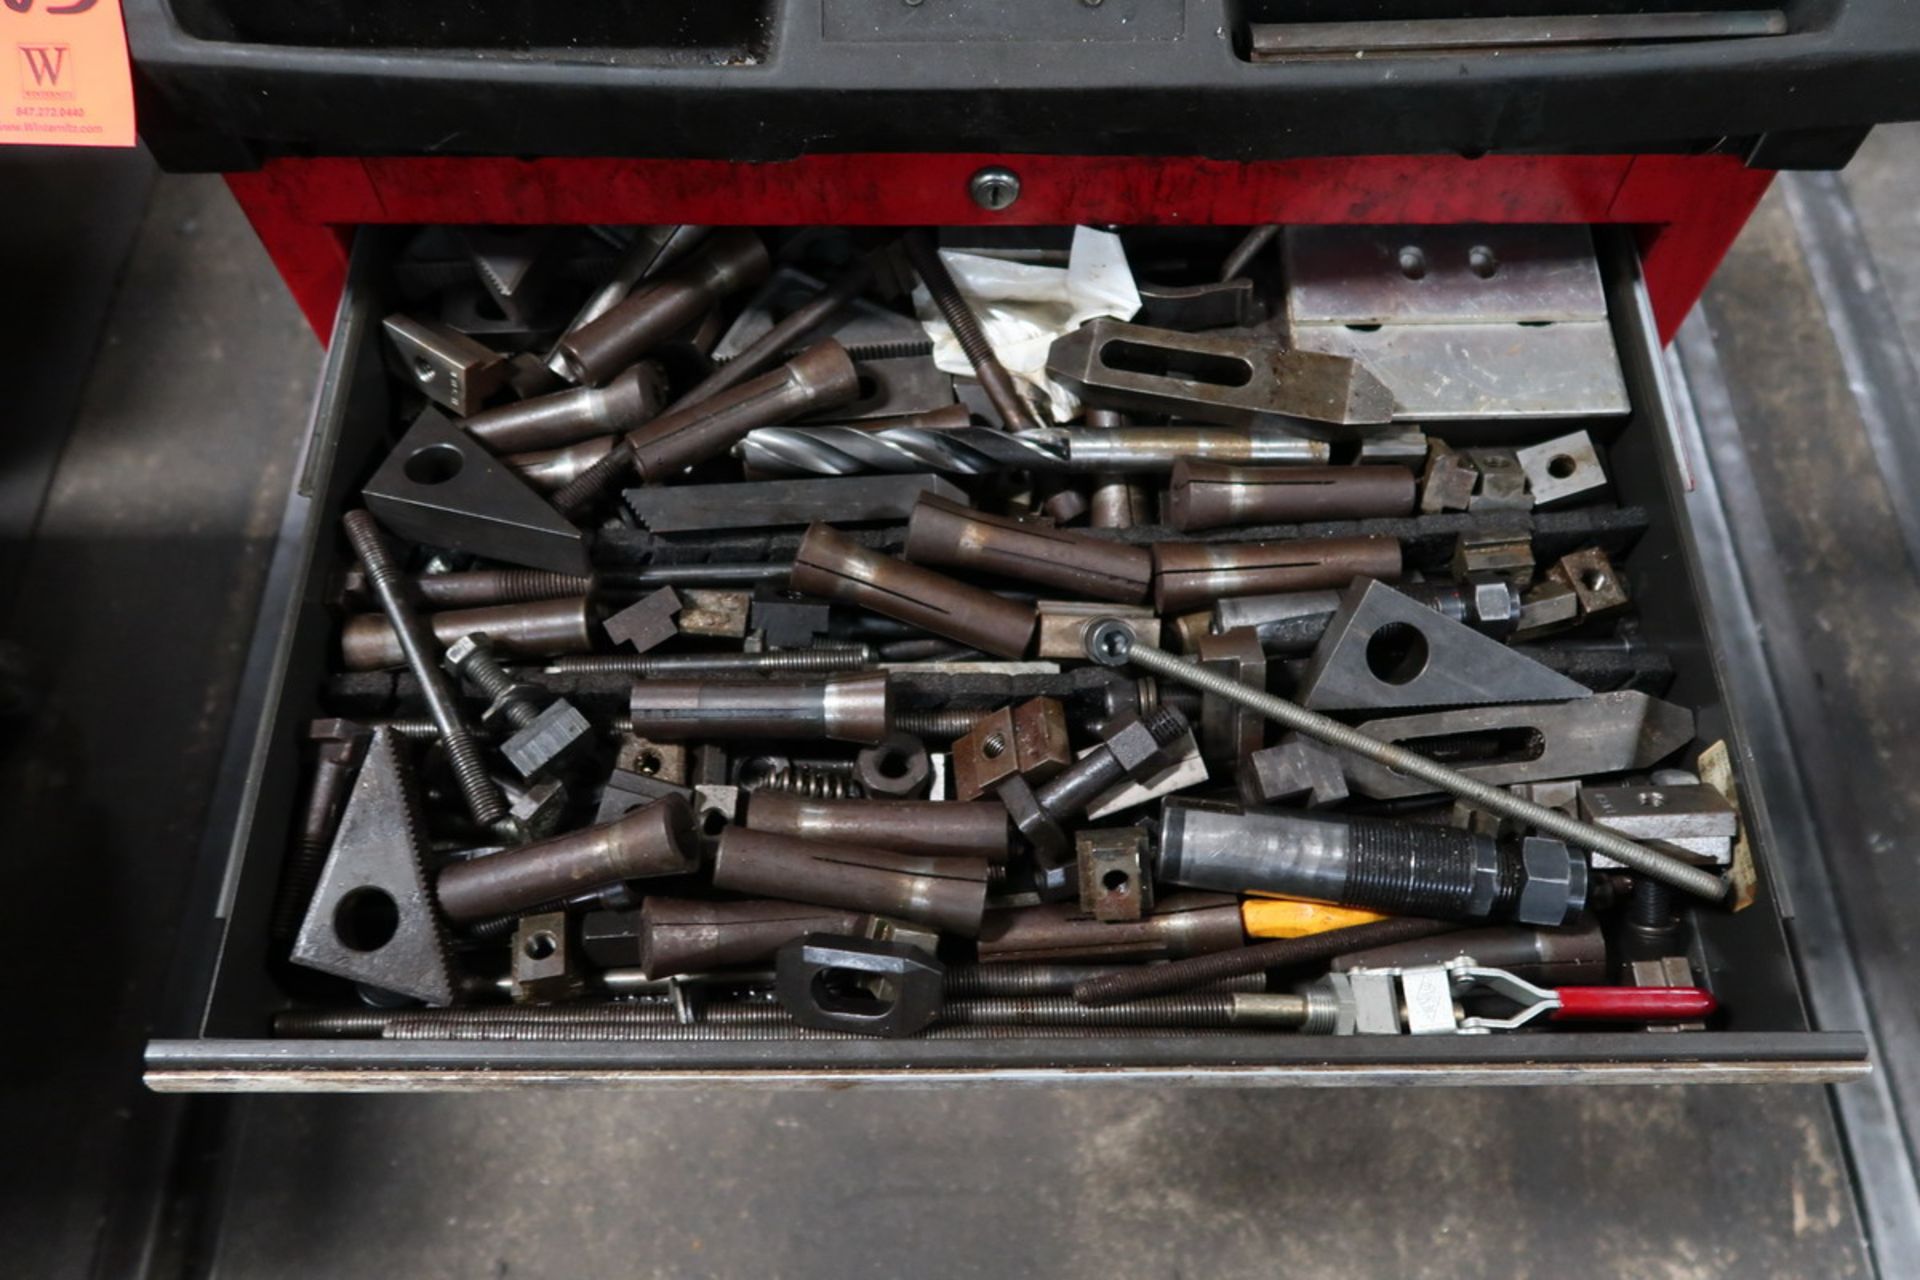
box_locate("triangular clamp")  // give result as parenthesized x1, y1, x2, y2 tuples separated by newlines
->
(1298, 578, 1591, 711)
(291, 727, 456, 1006)
(363, 408, 589, 575)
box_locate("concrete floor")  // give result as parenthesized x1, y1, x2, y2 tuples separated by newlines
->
(8, 140, 1918, 1276)
(0, 157, 313, 1280)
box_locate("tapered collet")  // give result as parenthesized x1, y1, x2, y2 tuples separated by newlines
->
(436, 796, 698, 923)
(712, 827, 991, 937)
(1164, 460, 1416, 531)
(547, 340, 859, 517)
(903, 493, 1153, 604)
(789, 522, 1037, 659)
(1151, 536, 1401, 612)
(553, 230, 770, 386)
(629, 897, 872, 978)
(460, 362, 665, 453)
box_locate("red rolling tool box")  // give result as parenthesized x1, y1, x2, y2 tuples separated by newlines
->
(131, 0, 1920, 1088)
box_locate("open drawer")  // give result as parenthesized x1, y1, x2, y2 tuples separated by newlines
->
(145, 224, 1868, 1089)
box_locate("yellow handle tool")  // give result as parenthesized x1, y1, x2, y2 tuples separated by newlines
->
(1240, 896, 1389, 939)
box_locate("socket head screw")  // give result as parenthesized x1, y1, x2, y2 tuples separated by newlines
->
(1084, 618, 1136, 667)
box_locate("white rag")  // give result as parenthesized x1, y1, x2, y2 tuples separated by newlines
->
(912, 225, 1141, 425)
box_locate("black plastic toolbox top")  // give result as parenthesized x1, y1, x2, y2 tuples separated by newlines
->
(128, 0, 1920, 170)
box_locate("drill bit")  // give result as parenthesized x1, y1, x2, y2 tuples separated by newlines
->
(736, 425, 1329, 477)
(737, 424, 1069, 476)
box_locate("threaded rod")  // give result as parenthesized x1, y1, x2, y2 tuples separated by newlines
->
(944, 965, 1263, 999)
(543, 646, 872, 677)
(893, 709, 990, 739)
(1072, 916, 1458, 1007)
(342, 511, 506, 826)
(377, 1019, 1248, 1043)
(552, 441, 637, 518)
(453, 639, 541, 731)
(903, 232, 1043, 432)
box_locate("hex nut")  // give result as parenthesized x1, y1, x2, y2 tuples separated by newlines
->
(507, 776, 569, 838)
(1105, 716, 1170, 775)
(1468, 840, 1503, 920)
(1468, 579, 1521, 633)
(1517, 836, 1588, 926)
(855, 732, 932, 799)
(996, 775, 1070, 865)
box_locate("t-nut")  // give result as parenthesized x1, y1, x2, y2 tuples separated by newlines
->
(1518, 836, 1588, 926)
(502, 699, 594, 778)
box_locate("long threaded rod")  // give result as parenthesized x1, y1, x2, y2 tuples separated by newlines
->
(274, 992, 1297, 1041)
(903, 231, 1044, 433)
(1089, 627, 1730, 904)
(267, 966, 1271, 1040)
(342, 511, 507, 827)
(542, 646, 872, 677)
(376, 1020, 1250, 1043)
(1073, 916, 1458, 1007)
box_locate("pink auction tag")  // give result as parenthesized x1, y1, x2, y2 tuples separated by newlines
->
(2, 0, 135, 147)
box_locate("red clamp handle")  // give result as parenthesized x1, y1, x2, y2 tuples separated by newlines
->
(1549, 985, 1719, 1022)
